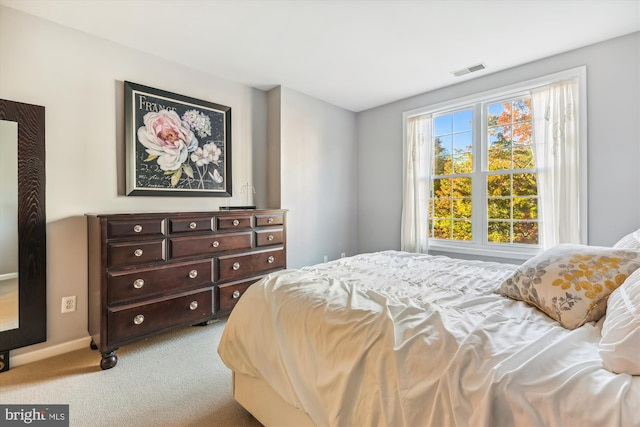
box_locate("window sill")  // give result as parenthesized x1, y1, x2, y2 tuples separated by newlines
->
(428, 241, 541, 263)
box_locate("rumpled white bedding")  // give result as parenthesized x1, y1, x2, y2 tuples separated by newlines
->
(218, 251, 640, 427)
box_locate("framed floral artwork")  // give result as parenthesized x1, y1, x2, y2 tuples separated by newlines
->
(124, 81, 231, 196)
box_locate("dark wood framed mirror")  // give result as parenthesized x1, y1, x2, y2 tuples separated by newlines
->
(0, 99, 47, 356)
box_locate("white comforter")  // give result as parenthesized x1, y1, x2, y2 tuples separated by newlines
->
(218, 251, 640, 427)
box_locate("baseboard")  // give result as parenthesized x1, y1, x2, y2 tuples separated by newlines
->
(10, 337, 91, 368)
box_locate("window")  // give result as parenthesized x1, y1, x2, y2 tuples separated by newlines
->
(402, 68, 586, 258)
(485, 98, 537, 245)
(430, 109, 474, 241)
(429, 96, 539, 248)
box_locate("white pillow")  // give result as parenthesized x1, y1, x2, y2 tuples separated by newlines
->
(599, 268, 640, 375)
(613, 229, 640, 250)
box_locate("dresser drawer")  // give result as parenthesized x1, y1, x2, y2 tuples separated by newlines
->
(217, 248, 285, 282)
(255, 213, 284, 227)
(107, 239, 166, 268)
(108, 260, 213, 304)
(169, 231, 252, 259)
(218, 277, 261, 312)
(255, 228, 284, 247)
(216, 215, 252, 231)
(107, 288, 213, 344)
(107, 219, 165, 238)
(169, 216, 214, 234)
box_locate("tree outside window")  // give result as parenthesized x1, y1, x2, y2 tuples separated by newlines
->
(428, 97, 538, 246)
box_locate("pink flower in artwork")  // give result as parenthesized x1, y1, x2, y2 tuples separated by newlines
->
(137, 110, 198, 171)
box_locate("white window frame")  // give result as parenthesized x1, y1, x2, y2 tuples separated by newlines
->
(403, 67, 587, 260)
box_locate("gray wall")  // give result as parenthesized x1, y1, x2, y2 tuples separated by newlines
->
(357, 32, 640, 255)
(277, 86, 358, 268)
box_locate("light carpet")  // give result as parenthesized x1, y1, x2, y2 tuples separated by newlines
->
(0, 319, 263, 427)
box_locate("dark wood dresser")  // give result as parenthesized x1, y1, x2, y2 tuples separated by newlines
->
(86, 209, 286, 369)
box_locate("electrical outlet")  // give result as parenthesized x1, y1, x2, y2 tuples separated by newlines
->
(61, 296, 76, 313)
(323, 255, 328, 263)
(341, 252, 346, 258)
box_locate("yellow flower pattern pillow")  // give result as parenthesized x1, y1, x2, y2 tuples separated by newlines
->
(499, 244, 640, 329)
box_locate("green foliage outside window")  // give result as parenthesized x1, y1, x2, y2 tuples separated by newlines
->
(429, 97, 539, 245)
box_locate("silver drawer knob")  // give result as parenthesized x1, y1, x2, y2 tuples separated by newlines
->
(232, 262, 240, 270)
(133, 278, 145, 289)
(134, 248, 143, 257)
(267, 217, 274, 224)
(232, 290, 241, 299)
(212, 241, 219, 248)
(133, 314, 145, 325)
(133, 224, 143, 233)
(267, 256, 275, 263)
(232, 219, 240, 226)
(268, 235, 274, 241)
(189, 301, 199, 310)
(189, 269, 198, 279)
(189, 222, 197, 229)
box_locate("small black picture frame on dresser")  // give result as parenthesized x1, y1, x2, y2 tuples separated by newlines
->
(220, 206, 256, 210)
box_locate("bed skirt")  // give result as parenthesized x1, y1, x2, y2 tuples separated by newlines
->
(233, 371, 315, 427)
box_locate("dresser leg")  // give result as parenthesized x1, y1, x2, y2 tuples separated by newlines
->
(100, 351, 118, 370)
(89, 339, 98, 350)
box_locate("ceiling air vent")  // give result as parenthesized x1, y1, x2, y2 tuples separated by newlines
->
(452, 63, 486, 77)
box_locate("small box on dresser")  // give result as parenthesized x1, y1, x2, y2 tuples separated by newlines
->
(86, 209, 286, 369)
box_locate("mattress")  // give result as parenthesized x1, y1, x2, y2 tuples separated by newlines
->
(218, 250, 640, 427)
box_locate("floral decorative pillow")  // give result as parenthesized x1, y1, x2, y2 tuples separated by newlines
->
(499, 244, 640, 329)
(599, 269, 640, 375)
(613, 229, 640, 250)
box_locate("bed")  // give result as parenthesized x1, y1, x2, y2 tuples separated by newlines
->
(218, 240, 640, 427)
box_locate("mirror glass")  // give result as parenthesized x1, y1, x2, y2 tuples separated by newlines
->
(0, 120, 19, 332)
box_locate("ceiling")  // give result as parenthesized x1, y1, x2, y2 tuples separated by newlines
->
(2, 0, 639, 112)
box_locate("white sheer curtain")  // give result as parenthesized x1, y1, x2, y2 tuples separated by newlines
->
(531, 78, 582, 249)
(401, 114, 431, 253)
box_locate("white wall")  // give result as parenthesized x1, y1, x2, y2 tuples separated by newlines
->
(357, 32, 640, 255)
(277, 86, 358, 268)
(0, 7, 267, 358)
